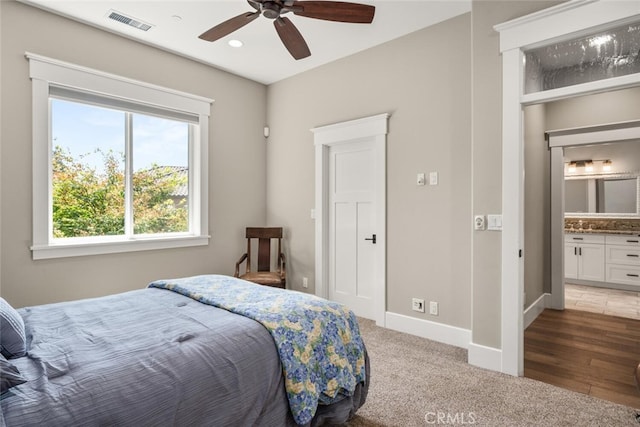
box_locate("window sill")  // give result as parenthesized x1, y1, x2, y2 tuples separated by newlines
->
(31, 235, 210, 260)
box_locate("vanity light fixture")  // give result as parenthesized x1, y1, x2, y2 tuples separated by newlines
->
(584, 160, 594, 172)
(566, 159, 613, 174)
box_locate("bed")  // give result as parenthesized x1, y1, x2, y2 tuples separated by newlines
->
(0, 275, 369, 426)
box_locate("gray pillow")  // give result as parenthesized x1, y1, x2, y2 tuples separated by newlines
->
(0, 297, 26, 358)
(0, 353, 27, 394)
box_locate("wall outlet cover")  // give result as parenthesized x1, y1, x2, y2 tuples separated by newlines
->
(412, 298, 425, 313)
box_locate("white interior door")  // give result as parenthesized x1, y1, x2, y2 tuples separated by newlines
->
(313, 113, 388, 326)
(328, 139, 376, 319)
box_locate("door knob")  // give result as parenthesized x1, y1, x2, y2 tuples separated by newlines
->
(364, 234, 377, 244)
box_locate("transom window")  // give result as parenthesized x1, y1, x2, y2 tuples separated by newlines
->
(524, 20, 640, 94)
(28, 53, 212, 259)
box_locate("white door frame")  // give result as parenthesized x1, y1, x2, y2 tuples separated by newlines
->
(312, 113, 388, 326)
(496, 0, 640, 376)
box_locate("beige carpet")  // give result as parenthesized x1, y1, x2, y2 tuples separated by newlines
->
(346, 318, 638, 426)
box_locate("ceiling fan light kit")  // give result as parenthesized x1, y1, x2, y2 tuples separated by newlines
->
(198, 0, 375, 60)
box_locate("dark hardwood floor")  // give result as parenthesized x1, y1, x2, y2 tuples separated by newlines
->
(525, 308, 640, 408)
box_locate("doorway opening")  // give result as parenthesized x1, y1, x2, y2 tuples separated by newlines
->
(523, 106, 640, 407)
(496, 0, 640, 378)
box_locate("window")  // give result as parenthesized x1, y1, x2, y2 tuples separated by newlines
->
(524, 20, 640, 94)
(28, 53, 213, 259)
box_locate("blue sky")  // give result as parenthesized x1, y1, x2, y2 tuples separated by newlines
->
(51, 99, 189, 174)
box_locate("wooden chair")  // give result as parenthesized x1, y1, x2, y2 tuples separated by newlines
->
(235, 227, 286, 289)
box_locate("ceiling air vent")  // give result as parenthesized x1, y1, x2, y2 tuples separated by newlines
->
(107, 10, 153, 32)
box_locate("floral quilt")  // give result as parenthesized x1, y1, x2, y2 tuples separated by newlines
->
(147, 274, 366, 425)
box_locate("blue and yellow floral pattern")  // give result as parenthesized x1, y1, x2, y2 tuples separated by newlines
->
(148, 275, 366, 425)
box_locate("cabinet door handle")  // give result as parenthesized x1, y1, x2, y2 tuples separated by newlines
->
(627, 274, 639, 278)
(579, 247, 582, 256)
(573, 237, 584, 241)
(574, 247, 577, 256)
(627, 254, 640, 258)
(627, 240, 639, 243)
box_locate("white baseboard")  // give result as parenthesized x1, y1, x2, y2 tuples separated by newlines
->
(523, 293, 550, 329)
(383, 303, 550, 376)
(384, 311, 471, 349)
(467, 342, 502, 372)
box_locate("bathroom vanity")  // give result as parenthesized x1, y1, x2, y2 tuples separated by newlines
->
(565, 231, 640, 289)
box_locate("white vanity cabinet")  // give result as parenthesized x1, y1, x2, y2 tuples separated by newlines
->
(564, 234, 605, 282)
(605, 235, 640, 287)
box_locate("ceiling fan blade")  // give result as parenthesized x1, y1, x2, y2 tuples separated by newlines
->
(247, 0, 263, 12)
(292, 1, 375, 23)
(198, 11, 260, 42)
(274, 17, 311, 60)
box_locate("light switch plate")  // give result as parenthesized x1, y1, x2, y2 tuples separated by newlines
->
(487, 214, 503, 231)
(429, 172, 438, 185)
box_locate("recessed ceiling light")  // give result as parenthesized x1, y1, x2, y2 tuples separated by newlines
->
(228, 39, 244, 48)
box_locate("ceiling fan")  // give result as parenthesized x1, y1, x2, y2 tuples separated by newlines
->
(198, 0, 375, 60)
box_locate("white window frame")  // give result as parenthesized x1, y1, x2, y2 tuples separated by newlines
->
(27, 53, 213, 260)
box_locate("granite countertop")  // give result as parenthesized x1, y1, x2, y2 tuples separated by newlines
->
(564, 229, 639, 235)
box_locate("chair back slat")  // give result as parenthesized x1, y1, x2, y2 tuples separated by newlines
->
(245, 227, 283, 273)
(257, 238, 272, 272)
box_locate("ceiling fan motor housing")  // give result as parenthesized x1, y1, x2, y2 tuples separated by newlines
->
(262, 2, 282, 19)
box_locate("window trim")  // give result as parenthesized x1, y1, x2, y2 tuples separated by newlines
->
(27, 52, 213, 260)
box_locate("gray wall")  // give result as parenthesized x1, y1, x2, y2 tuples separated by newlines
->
(267, 14, 472, 328)
(470, 0, 561, 348)
(0, 1, 268, 307)
(546, 87, 640, 130)
(524, 104, 549, 307)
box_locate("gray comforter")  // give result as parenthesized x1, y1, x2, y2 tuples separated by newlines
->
(1, 288, 367, 426)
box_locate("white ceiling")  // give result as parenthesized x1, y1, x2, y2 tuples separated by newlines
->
(19, 0, 471, 85)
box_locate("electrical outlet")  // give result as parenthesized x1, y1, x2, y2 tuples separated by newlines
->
(302, 277, 308, 288)
(429, 301, 439, 316)
(412, 298, 425, 313)
(474, 215, 486, 231)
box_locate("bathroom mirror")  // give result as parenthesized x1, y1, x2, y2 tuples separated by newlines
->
(565, 173, 640, 217)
